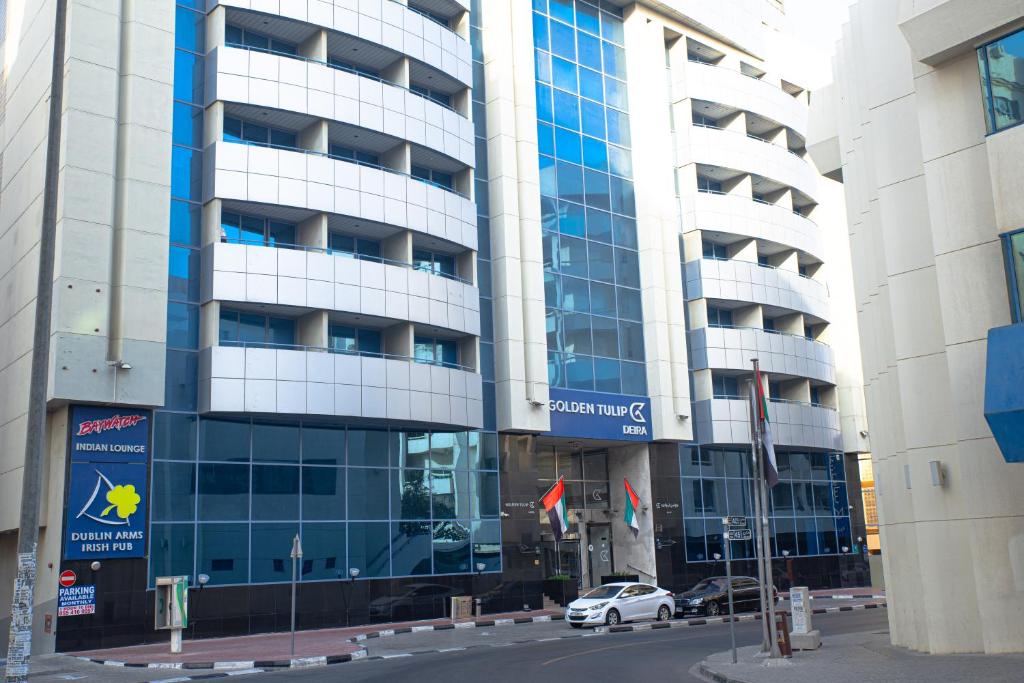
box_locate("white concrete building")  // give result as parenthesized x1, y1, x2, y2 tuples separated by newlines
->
(809, 0, 1024, 655)
(0, 0, 871, 654)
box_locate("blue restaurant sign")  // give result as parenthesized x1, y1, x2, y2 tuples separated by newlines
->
(64, 406, 151, 560)
(546, 388, 652, 441)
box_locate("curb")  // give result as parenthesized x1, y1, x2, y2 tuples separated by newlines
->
(699, 661, 743, 683)
(599, 601, 886, 634)
(345, 614, 553, 643)
(73, 614, 555, 672)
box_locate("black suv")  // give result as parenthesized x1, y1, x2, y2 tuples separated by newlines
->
(675, 576, 777, 617)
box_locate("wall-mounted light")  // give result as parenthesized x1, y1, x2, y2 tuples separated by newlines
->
(929, 460, 946, 488)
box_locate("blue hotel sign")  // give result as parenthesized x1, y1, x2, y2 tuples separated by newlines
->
(546, 388, 652, 441)
(64, 406, 151, 560)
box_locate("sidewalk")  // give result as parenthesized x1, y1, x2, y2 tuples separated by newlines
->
(71, 608, 561, 669)
(699, 630, 1024, 683)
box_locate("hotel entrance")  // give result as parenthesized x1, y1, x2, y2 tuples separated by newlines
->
(537, 440, 617, 588)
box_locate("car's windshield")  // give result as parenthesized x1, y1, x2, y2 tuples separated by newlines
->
(692, 579, 723, 591)
(583, 585, 624, 599)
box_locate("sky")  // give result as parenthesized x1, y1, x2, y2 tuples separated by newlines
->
(778, 0, 857, 89)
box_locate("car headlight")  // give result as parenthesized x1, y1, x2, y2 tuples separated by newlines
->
(589, 602, 609, 611)
(689, 598, 704, 605)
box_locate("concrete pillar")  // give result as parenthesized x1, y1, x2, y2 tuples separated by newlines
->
(692, 369, 713, 401)
(724, 173, 752, 198)
(299, 120, 329, 154)
(457, 250, 477, 285)
(299, 29, 327, 62)
(382, 230, 412, 264)
(772, 250, 799, 272)
(687, 299, 708, 328)
(733, 304, 763, 329)
(201, 199, 223, 246)
(297, 311, 328, 348)
(381, 142, 411, 174)
(381, 56, 410, 88)
(727, 237, 757, 263)
(453, 9, 470, 41)
(384, 322, 413, 358)
(773, 312, 804, 336)
(608, 444, 657, 583)
(199, 300, 221, 349)
(458, 336, 479, 372)
(681, 230, 703, 262)
(206, 5, 226, 52)
(204, 100, 224, 149)
(297, 214, 328, 250)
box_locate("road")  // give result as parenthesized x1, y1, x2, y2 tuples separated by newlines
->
(261, 608, 889, 683)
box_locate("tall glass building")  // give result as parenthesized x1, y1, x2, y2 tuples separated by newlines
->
(0, 0, 871, 652)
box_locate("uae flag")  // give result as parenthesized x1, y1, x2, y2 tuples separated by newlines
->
(541, 477, 569, 542)
(755, 370, 780, 487)
(623, 478, 641, 539)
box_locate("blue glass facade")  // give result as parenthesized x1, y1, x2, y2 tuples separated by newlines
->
(532, 0, 646, 396)
(678, 448, 852, 562)
(153, 2, 501, 589)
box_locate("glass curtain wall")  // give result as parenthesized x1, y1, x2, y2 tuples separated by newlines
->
(679, 447, 853, 563)
(533, 0, 646, 396)
(151, 423, 500, 585)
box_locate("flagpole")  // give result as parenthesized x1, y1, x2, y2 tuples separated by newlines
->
(748, 375, 772, 654)
(753, 359, 781, 658)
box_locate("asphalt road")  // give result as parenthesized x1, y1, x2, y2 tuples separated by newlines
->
(261, 609, 889, 683)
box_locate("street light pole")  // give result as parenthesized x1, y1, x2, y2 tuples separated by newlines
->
(4, 1, 69, 680)
(290, 535, 303, 657)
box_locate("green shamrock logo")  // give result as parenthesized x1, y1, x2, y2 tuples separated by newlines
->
(101, 484, 141, 520)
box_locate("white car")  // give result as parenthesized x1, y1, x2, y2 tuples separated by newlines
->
(564, 582, 675, 628)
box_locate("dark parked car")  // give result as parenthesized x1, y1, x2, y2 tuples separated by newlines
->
(675, 576, 778, 617)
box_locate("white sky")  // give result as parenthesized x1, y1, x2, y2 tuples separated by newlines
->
(777, 0, 856, 89)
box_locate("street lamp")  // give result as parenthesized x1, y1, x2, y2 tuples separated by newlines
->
(192, 574, 209, 640)
(342, 568, 360, 627)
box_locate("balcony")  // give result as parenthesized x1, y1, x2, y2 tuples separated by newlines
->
(207, 45, 474, 167)
(693, 398, 841, 450)
(205, 140, 478, 251)
(684, 258, 830, 322)
(198, 345, 483, 428)
(203, 241, 480, 335)
(213, 0, 472, 87)
(681, 190, 825, 262)
(689, 326, 835, 384)
(684, 61, 808, 136)
(689, 124, 818, 201)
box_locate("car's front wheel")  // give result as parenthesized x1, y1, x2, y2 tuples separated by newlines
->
(657, 605, 671, 621)
(605, 609, 621, 626)
(705, 601, 720, 617)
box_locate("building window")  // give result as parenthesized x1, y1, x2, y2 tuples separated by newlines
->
(680, 447, 852, 563)
(329, 144, 380, 166)
(415, 336, 460, 368)
(758, 253, 770, 267)
(1002, 228, 1024, 322)
(329, 234, 381, 261)
(327, 55, 381, 80)
(534, 1, 644, 396)
(702, 241, 728, 259)
(410, 83, 453, 108)
(696, 175, 723, 193)
(221, 212, 295, 247)
(978, 30, 1024, 134)
(151, 424, 501, 586)
(706, 306, 733, 328)
(225, 24, 297, 55)
(219, 310, 296, 348)
(763, 317, 776, 331)
(711, 374, 740, 399)
(413, 249, 457, 278)
(223, 116, 297, 149)
(809, 386, 822, 406)
(329, 325, 382, 356)
(412, 166, 454, 190)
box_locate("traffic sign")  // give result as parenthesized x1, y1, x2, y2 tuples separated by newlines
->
(726, 529, 752, 541)
(58, 570, 76, 588)
(723, 516, 747, 527)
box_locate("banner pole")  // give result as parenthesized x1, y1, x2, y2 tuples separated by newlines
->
(752, 359, 782, 658)
(748, 375, 771, 653)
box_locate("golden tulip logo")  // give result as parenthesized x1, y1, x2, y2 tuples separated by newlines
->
(101, 485, 141, 521)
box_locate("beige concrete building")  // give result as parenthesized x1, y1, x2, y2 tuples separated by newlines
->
(809, 0, 1024, 655)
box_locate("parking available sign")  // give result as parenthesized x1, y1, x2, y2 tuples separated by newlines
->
(58, 582, 96, 617)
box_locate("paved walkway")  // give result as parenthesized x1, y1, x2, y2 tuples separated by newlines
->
(699, 631, 1024, 683)
(72, 608, 561, 667)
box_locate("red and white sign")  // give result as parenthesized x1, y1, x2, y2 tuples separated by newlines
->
(59, 570, 77, 588)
